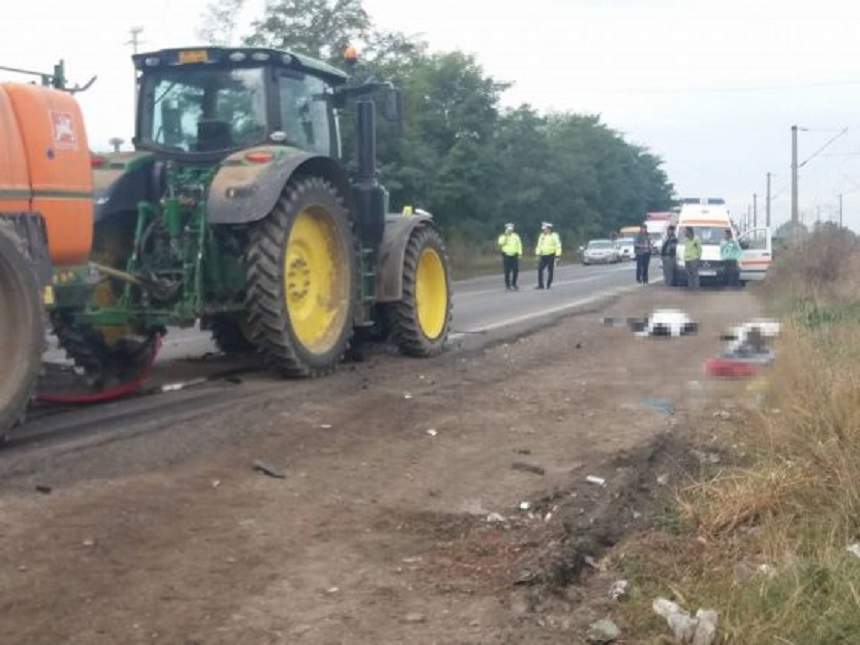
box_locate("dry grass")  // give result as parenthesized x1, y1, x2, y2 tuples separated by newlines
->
(617, 233, 860, 643)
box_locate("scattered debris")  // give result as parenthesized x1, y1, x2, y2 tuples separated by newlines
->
(426, 428, 438, 437)
(160, 377, 208, 393)
(519, 501, 532, 511)
(403, 393, 413, 400)
(252, 460, 286, 479)
(587, 618, 620, 643)
(656, 473, 670, 486)
(712, 409, 732, 420)
(511, 461, 545, 476)
(652, 598, 719, 645)
(325, 586, 339, 594)
(606, 309, 698, 337)
(320, 424, 333, 429)
(403, 612, 426, 624)
(543, 512, 553, 523)
(34, 485, 52, 495)
(515, 448, 532, 455)
(847, 543, 860, 559)
(757, 563, 777, 578)
(211, 479, 221, 489)
(82, 539, 95, 547)
(486, 512, 506, 524)
(641, 397, 675, 415)
(17, 565, 27, 572)
(585, 475, 607, 487)
(608, 579, 629, 601)
(690, 449, 721, 465)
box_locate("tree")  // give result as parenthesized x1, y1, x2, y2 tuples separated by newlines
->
(244, 0, 370, 62)
(197, 0, 247, 46)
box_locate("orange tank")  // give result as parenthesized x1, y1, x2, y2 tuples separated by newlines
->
(0, 83, 93, 265)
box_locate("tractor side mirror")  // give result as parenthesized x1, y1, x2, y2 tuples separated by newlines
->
(381, 88, 403, 123)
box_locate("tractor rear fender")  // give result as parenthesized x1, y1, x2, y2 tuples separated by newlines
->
(207, 146, 354, 225)
(376, 214, 435, 303)
(92, 151, 159, 222)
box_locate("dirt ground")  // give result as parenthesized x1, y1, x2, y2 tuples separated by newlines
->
(0, 285, 760, 644)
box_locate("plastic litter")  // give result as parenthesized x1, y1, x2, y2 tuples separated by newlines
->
(652, 597, 719, 645)
(586, 475, 607, 487)
(609, 579, 629, 600)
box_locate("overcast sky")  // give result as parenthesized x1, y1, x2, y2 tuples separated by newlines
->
(4, 0, 860, 230)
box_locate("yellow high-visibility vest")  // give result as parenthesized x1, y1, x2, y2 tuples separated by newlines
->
(497, 232, 523, 257)
(536, 232, 562, 257)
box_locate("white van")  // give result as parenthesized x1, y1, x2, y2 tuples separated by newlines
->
(671, 204, 772, 286)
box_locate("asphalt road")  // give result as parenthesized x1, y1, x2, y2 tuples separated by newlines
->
(16, 259, 656, 452)
(147, 258, 650, 361)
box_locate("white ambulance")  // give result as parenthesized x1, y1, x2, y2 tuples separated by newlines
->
(671, 201, 772, 286)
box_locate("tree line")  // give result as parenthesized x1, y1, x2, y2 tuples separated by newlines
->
(199, 0, 674, 248)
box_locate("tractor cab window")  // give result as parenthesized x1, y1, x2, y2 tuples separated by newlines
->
(277, 72, 332, 155)
(139, 67, 267, 154)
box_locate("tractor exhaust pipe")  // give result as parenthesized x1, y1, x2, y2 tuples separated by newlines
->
(356, 99, 376, 183)
(353, 99, 385, 247)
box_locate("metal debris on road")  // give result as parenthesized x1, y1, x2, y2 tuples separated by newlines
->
(426, 428, 438, 437)
(511, 461, 545, 476)
(586, 475, 607, 487)
(518, 501, 532, 511)
(252, 460, 286, 479)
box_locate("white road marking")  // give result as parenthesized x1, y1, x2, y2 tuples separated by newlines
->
(451, 283, 643, 338)
(454, 265, 632, 299)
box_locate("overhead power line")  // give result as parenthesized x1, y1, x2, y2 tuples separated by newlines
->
(799, 127, 849, 168)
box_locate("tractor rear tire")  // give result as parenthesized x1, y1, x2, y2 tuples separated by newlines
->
(389, 225, 452, 357)
(0, 221, 43, 437)
(245, 177, 357, 377)
(209, 315, 256, 355)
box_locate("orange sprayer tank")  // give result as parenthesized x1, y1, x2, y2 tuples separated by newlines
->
(0, 83, 92, 265)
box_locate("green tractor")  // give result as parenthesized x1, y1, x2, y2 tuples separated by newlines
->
(52, 47, 452, 383)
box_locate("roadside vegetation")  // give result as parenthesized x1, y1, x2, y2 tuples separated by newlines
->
(197, 0, 674, 255)
(619, 226, 860, 643)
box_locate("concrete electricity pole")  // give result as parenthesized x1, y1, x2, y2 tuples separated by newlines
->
(753, 193, 758, 228)
(766, 172, 771, 227)
(127, 27, 144, 109)
(791, 125, 799, 224)
(839, 193, 844, 227)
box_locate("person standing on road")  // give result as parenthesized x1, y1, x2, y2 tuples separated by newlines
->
(634, 224, 651, 285)
(660, 225, 678, 286)
(720, 228, 742, 289)
(535, 222, 562, 289)
(683, 226, 702, 290)
(497, 223, 523, 290)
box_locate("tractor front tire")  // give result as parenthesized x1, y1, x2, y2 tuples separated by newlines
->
(0, 221, 43, 436)
(245, 177, 357, 377)
(389, 225, 452, 357)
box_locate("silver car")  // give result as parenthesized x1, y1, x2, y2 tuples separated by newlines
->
(582, 239, 621, 265)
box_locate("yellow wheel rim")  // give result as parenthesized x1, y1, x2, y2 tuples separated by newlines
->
(284, 206, 349, 354)
(415, 248, 447, 340)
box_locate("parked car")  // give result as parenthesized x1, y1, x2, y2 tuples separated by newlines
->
(616, 237, 635, 260)
(582, 239, 621, 265)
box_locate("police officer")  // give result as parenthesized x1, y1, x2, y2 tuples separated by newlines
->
(497, 223, 522, 290)
(535, 222, 562, 289)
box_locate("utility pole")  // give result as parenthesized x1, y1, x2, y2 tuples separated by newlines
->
(127, 26, 144, 108)
(127, 26, 144, 54)
(753, 193, 758, 228)
(791, 125, 799, 224)
(766, 172, 772, 227)
(839, 193, 844, 227)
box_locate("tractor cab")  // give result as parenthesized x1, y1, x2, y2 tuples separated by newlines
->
(133, 48, 349, 160)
